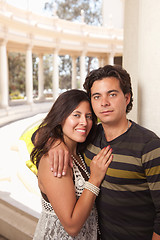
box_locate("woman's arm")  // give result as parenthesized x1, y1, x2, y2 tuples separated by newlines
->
(38, 146, 112, 237)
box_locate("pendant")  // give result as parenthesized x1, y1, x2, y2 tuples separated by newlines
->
(78, 178, 84, 187)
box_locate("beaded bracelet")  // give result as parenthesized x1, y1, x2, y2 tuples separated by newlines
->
(84, 181, 100, 196)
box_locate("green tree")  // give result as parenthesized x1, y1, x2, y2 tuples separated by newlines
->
(33, 54, 38, 97)
(44, 0, 102, 25)
(8, 52, 26, 95)
(59, 54, 72, 89)
(43, 54, 53, 90)
(8, 53, 40, 98)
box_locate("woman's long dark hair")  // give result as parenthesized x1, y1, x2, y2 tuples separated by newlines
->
(30, 89, 97, 169)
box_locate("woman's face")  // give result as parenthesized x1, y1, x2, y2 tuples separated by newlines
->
(62, 101, 93, 147)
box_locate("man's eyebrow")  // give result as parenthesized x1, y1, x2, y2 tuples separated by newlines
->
(91, 92, 100, 97)
(108, 89, 119, 93)
(91, 89, 119, 97)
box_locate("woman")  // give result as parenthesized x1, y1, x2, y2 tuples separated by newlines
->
(31, 89, 112, 239)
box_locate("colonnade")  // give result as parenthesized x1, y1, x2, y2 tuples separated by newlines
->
(0, 1, 123, 109)
(0, 42, 115, 108)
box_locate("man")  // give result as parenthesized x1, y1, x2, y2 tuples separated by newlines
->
(47, 65, 160, 240)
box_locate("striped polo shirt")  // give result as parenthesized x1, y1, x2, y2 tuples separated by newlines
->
(84, 121, 160, 240)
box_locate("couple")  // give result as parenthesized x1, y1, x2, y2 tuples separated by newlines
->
(31, 65, 160, 240)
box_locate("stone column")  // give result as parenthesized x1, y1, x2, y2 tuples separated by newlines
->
(102, 55, 108, 66)
(52, 50, 59, 100)
(0, 40, 8, 108)
(80, 52, 86, 89)
(108, 52, 115, 65)
(98, 57, 104, 68)
(71, 56, 77, 89)
(123, 0, 160, 136)
(38, 54, 44, 100)
(26, 45, 33, 104)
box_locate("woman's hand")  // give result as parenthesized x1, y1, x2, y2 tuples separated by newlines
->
(89, 146, 113, 186)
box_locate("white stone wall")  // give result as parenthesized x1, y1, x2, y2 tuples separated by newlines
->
(102, 0, 124, 28)
(123, 0, 160, 136)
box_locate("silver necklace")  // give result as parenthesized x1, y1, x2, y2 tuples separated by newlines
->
(71, 153, 90, 179)
(71, 153, 100, 235)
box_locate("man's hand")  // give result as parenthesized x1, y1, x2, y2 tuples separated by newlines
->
(48, 140, 72, 177)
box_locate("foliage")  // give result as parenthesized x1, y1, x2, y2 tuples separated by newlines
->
(44, 0, 102, 25)
(43, 54, 53, 90)
(8, 53, 52, 98)
(59, 55, 72, 89)
(8, 52, 39, 97)
(32, 54, 38, 93)
(8, 52, 26, 94)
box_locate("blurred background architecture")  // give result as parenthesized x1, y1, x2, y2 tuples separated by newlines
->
(0, 0, 160, 239)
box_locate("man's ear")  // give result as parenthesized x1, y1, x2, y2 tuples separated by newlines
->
(125, 93, 131, 106)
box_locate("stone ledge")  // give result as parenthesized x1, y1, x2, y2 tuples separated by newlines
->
(0, 101, 53, 127)
(0, 199, 38, 240)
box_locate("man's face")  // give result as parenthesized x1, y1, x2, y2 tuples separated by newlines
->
(90, 77, 130, 126)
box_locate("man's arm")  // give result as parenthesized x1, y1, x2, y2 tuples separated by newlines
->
(143, 138, 160, 238)
(48, 139, 72, 177)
